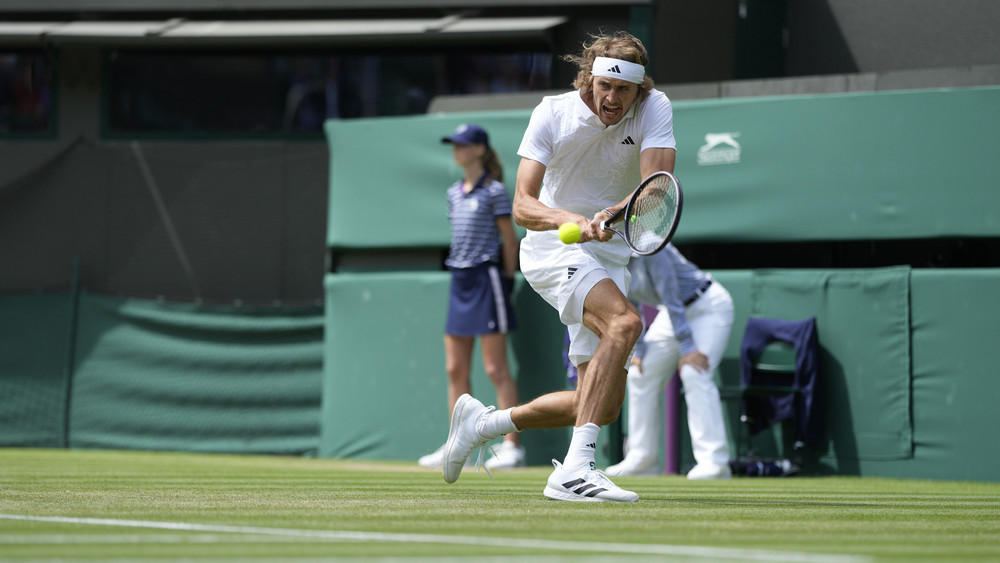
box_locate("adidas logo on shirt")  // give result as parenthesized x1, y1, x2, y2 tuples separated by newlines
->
(567, 267, 578, 280)
(621, 136, 635, 145)
(606, 65, 621, 74)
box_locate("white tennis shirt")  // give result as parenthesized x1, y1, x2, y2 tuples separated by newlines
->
(517, 88, 676, 218)
(516, 88, 676, 264)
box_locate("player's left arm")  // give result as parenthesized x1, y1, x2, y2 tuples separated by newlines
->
(602, 147, 677, 218)
(639, 146, 677, 179)
(637, 90, 678, 179)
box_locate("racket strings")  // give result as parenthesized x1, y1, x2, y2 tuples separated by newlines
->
(627, 176, 679, 254)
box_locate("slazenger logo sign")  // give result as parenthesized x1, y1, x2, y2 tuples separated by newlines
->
(697, 132, 741, 165)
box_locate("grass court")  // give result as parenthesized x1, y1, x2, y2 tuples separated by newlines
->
(1, 448, 998, 561)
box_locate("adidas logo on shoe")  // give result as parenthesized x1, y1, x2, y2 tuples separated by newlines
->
(559, 477, 607, 498)
(543, 460, 638, 503)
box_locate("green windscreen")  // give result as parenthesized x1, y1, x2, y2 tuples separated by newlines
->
(319, 272, 570, 465)
(326, 86, 1000, 248)
(68, 294, 324, 454)
(749, 267, 913, 462)
(0, 294, 73, 447)
(325, 111, 530, 250)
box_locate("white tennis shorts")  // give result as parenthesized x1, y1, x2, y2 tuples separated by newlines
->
(519, 230, 631, 367)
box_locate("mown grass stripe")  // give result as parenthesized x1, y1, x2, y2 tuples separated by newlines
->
(0, 514, 869, 562)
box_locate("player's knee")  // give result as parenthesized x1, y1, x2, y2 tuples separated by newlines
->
(612, 309, 643, 345)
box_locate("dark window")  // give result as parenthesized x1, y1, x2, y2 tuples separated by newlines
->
(0, 52, 55, 135)
(106, 51, 552, 137)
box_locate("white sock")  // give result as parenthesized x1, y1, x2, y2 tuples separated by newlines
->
(562, 423, 600, 471)
(476, 408, 518, 440)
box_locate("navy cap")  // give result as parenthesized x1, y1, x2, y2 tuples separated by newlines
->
(442, 123, 489, 147)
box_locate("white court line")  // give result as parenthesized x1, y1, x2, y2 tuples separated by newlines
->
(0, 534, 307, 544)
(0, 514, 871, 563)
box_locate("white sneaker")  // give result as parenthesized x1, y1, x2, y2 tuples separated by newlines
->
(605, 453, 659, 477)
(420, 443, 474, 469)
(484, 441, 525, 470)
(543, 460, 638, 503)
(418, 443, 446, 468)
(686, 463, 733, 480)
(442, 394, 493, 483)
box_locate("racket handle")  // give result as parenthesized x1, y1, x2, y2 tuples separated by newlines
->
(599, 220, 607, 231)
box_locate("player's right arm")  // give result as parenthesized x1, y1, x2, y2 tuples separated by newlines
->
(512, 157, 611, 243)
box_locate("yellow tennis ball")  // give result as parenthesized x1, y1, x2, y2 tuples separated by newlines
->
(558, 222, 581, 244)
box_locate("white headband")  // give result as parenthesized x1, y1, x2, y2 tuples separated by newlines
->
(592, 56, 645, 84)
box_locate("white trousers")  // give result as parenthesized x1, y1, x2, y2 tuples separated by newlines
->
(626, 282, 734, 469)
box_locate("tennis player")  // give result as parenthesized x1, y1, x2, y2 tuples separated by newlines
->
(441, 31, 677, 502)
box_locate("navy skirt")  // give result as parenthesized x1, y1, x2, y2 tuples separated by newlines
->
(446, 262, 518, 336)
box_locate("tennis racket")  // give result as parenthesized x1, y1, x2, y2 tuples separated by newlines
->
(599, 170, 683, 256)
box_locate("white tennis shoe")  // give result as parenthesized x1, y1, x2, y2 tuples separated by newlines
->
(543, 460, 639, 502)
(420, 443, 474, 469)
(442, 394, 493, 483)
(686, 463, 733, 480)
(605, 453, 660, 477)
(417, 443, 446, 468)
(484, 441, 526, 470)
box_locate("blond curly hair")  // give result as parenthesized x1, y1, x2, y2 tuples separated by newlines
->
(563, 31, 654, 100)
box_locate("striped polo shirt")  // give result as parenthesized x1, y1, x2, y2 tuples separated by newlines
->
(445, 174, 513, 269)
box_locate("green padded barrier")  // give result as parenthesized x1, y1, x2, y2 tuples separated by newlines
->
(5, 269, 999, 482)
(0, 294, 73, 447)
(673, 87, 1000, 242)
(68, 294, 324, 454)
(673, 269, 916, 475)
(320, 271, 572, 466)
(632, 268, 1000, 482)
(750, 267, 913, 464)
(325, 111, 530, 251)
(326, 87, 1000, 249)
(868, 268, 1000, 482)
